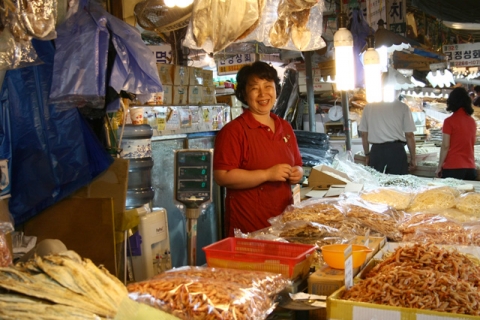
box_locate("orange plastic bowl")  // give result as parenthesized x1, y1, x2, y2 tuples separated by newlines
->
(320, 244, 373, 269)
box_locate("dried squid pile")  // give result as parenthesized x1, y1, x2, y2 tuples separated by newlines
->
(342, 243, 480, 316)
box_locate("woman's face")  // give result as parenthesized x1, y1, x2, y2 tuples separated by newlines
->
(245, 76, 276, 115)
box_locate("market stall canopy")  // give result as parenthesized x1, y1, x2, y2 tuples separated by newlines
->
(412, 0, 480, 24)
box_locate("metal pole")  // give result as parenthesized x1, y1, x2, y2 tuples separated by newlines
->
(341, 91, 351, 152)
(304, 51, 316, 132)
(186, 207, 201, 266)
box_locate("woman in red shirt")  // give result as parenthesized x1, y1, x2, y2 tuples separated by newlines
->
(213, 61, 303, 237)
(435, 87, 477, 180)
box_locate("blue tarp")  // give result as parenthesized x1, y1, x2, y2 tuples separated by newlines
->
(0, 40, 113, 225)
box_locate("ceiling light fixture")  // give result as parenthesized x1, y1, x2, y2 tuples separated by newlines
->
(363, 35, 382, 102)
(334, 13, 354, 91)
(426, 62, 455, 88)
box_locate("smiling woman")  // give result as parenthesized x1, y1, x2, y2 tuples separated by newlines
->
(213, 61, 304, 237)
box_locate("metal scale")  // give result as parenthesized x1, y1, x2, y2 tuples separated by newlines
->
(174, 149, 213, 266)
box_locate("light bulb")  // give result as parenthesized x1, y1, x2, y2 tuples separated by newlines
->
(334, 27, 354, 91)
(177, 0, 193, 8)
(164, 0, 175, 7)
(363, 48, 382, 103)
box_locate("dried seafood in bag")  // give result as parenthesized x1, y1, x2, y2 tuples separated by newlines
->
(17, 0, 57, 40)
(406, 186, 459, 212)
(456, 192, 480, 216)
(342, 243, 480, 316)
(192, 0, 259, 53)
(360, 188, 413, 210)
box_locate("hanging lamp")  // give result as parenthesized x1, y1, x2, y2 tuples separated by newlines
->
(363, 35, 382, 102)
(334, 13, 355, 91)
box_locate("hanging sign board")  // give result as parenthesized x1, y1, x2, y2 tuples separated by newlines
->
(149, 44, 174, 64)
(366, 0, 387, 31)
(443, 43, 480, 67)
(386, 0, 406, 35)
(217, 54, 256, 76)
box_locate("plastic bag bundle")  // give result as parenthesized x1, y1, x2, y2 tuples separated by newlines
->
(242, 0, 326, 51)
(0, 4, 42, 70)
(154, 266, 289, 297)
(127, 275, 276, 319)
(339, 194, 404, 241)
(17, 0, 57, 40)
(184, 0, 260, 53)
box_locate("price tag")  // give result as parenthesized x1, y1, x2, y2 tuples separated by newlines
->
(157, 117, 166, 131)
(344, 244, 353, 290)
(292, 184, 301, 205)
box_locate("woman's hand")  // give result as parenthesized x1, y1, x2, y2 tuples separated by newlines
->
(288, 166, 304, 184)
(266, 164, 293, 182)
(435, 167, 442, 178)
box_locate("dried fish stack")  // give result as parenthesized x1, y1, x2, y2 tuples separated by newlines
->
(0, 251, 175, 319)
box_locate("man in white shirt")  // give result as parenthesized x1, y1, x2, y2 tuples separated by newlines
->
(358, 98, 417, 175)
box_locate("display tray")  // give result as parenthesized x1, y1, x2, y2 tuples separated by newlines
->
(203, 237, 316, 280)
(328, 286, 480, 320)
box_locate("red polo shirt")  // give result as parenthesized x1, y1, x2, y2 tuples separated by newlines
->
(442, 108, 476, 169)
(214, 110, 303, 236)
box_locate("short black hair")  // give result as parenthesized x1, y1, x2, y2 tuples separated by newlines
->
(474, 85, 480, 93)
(446, 87, 474, 115)
(235, 61, 281, 106)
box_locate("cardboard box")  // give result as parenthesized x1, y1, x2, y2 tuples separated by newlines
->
(299, 68, 322, 77)
(202, 86, 216, 104)
(307, 165, 352, 187)
(203, 69, 214, 86)
(189, 67, 204, 86)
(298, 76, 323, 86)
(172, 65, 189, 86)
(157, 63, 174, 85)
(299, 83, 333, 93)
(188, 86, 203, 104)
(173, 86, 188, 105)
(215, 94, 236, 107)
(306, 165, 363, 198)
(162, 85, 173, 105)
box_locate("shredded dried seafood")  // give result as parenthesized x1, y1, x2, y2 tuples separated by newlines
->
(342, 243, 480, 316)
(406, 186, 458, 212)
(360, 188, 413, 210)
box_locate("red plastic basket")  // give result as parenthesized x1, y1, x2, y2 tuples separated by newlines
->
(202, 237, 316, 279)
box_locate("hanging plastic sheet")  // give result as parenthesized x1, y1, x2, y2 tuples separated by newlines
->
(88, 2, 162, 98)
(49, 0, 162, 112)
(49, 0, 109, 109)
(0, 39, 113, 225)
(349, 8, 373, 89)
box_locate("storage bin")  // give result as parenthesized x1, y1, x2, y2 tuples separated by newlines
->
(203, 237, 316, 280)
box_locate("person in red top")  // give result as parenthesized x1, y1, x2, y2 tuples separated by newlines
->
(435, 87, 477, 180)
(213, 61, 303, 237)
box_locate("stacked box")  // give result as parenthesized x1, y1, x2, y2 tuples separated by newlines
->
(203, 69, 214, 87)
(189, 67, 204, 86)
(157, 63, 174, 85)
(202, 86, 216, 104)
(188, 86, 203, 104)
(162, 85, 173, 105)
(173, 65, 189, 86)
(173, 86, 188, 105)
